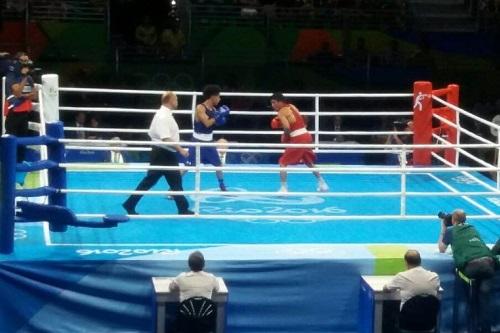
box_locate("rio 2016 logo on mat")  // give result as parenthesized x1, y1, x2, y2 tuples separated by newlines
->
(451, 175, 478, 185)
(192, 187, 325, 205)
(190, 188, 347, 224)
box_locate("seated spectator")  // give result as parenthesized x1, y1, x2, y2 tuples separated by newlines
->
(169, 251, 220, 302)
(135, 16, 157, 50)
(384, 250, 440, 308)
(86, 115, 103, 140)
(159, 19, 186, 60)
(66, 112, 87, 139)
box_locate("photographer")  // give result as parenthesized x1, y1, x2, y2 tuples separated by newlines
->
(387, 119, 413, 145)
(438, 209, 496, 333)
(386, 119, 413, 165)
(4, 52, 38, 162)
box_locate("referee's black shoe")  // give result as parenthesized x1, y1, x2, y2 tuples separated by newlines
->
(179, 210, 195, 215)
(122, 202, 138, 215)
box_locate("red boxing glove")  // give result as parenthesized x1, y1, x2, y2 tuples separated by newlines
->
(281, 133, 290, 143)
(271, 117, 281, 129)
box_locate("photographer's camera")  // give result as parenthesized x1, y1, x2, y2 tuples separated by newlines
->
(438, 211, 453, 227)
(393, 120, 408, 131)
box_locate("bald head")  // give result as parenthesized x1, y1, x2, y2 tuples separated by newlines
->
(452, 209, 466, 225)
(161, 91, 178, 109)
(404, 249, 421, 268)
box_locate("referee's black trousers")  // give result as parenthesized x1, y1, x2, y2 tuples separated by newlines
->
(124, 147, 189, 213)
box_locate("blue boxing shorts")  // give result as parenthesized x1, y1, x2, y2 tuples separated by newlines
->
(187, 138, 222, 167)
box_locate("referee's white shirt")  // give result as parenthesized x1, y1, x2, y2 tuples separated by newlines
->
(148, 105, 179, 152)
(384, 266, 440, 308)
(169, 271, 220, 302)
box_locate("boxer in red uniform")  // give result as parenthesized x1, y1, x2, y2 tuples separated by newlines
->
(270, 93, 329, 193)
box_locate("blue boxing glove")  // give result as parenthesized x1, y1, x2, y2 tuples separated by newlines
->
(217, 105, 230, 116)
(214, 105, 230, 126)
(214, 112, 227, 126)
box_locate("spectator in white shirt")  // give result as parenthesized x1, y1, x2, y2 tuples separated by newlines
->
(170, 251, 220, 302)
(384, 250, 440, 308)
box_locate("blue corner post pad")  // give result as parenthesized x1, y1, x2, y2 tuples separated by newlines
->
(16, 202, 129, 229)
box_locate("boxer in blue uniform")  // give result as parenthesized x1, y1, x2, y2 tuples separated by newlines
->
(189, 84, 230, 191)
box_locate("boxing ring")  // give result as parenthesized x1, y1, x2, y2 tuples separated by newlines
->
(0, 76, 499, 333)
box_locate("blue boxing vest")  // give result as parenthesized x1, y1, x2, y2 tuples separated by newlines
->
(193, 104, 216, 141)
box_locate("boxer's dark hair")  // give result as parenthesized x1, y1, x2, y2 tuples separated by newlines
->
(270, 92, 287, 102)
(203, 85, 221, 100)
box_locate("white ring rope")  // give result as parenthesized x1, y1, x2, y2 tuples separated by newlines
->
(59, 162, 500, 173)
(433, 113, 495, 145)
(60, 106, 413, 117)
(60, 188, 500, 197)
(431, 151, 500, 193)
(64, 126, 413, 137)
(433, 95, 500, 132)
(73, 213, 500, 220)
(58, 138, 500, 149)
(432, 151, 452, 166)
(64, 146, 404, 154)
(60, 106, 193, 114)
(433, 134, 494, 168)
(59, 87, 413, 98)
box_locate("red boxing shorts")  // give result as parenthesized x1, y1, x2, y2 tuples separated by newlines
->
(279, 132, 315, 166)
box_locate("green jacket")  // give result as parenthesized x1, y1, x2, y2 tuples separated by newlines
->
(451, 224, 493, 270)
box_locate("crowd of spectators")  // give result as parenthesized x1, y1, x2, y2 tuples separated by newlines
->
(192, 0, 404, 9)
(110, 0, 186, 60)
(132, 15, 186, 59)
(4, 0, 106, 19)
(191, 0, 406, 29)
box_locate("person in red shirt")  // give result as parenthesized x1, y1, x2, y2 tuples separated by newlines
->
(270, 93, 329, 193)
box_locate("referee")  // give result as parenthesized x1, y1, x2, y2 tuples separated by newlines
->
(122, 91, 193, 215)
